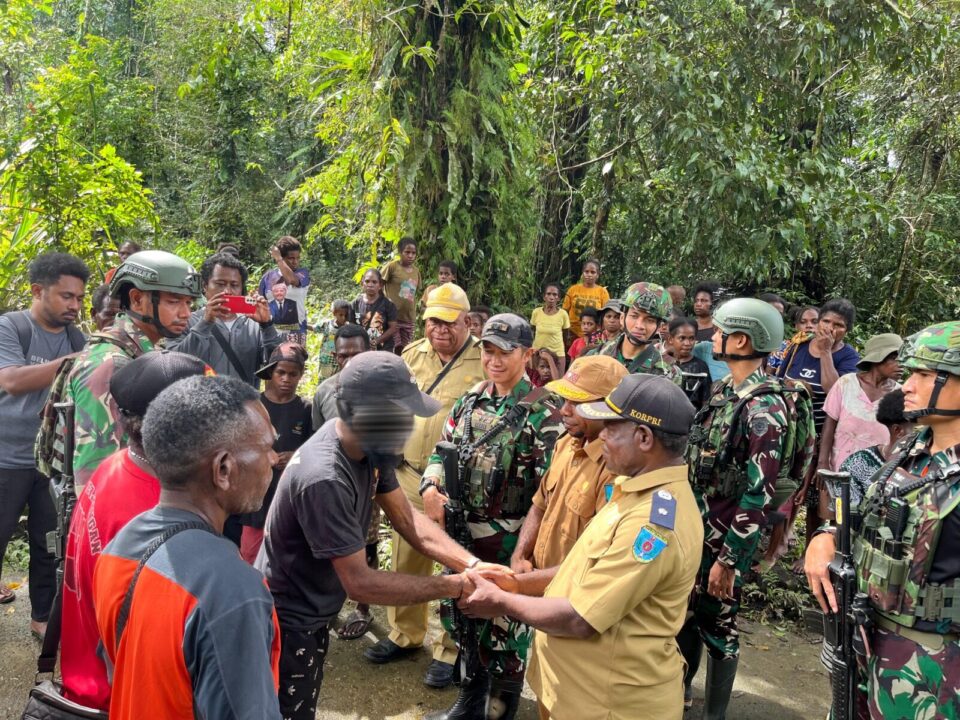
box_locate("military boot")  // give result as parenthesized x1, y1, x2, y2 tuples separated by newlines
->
(484, 679, 523, 720)
(425, 666, 489, 720)
(676, 617, 703, 708)
(702, 655, 739, 720)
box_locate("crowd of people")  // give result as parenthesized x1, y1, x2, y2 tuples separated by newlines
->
(0, 240, 957, 720)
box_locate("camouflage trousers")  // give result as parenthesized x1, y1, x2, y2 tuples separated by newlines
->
(440, 520, 531, 683)
(686, 550, 743, 661)
(864, 625, 960, 720)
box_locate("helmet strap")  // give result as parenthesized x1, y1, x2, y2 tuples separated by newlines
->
(126, 291, 181, 340)
(904, 370, 960, 419)
(712, 333, 768, 361)
(624, 332, 652, 347)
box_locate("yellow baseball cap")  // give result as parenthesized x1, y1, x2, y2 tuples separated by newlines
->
(546, 355, 628, 403)
(423, 283, 470, 323)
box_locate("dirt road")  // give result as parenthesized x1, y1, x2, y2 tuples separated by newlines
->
(0, 577, 830, 719)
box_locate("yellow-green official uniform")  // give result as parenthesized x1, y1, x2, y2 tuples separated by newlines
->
(528, 465, 703, 720)
(388, 334, 483, 661)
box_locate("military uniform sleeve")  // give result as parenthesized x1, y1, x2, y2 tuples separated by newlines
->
(717, 396, 788, 571)
(568, 512, 681, 634)
(527, 400, 563, 483)
(70, 355, 126, 485)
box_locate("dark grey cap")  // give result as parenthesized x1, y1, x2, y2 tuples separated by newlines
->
(481, 313, 534, 351)
(338, 351, 442, 417)
(601, 299, 625, 315)
(577, 373, 695, 435)
(110, 350, 211, 417)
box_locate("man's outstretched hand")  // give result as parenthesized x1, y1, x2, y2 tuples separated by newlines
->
(458, 571, 508, 619)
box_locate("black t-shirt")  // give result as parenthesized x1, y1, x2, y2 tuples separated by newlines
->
(678, 356, 712, 410)
(695, 326, 714, 343)
(239, 394, 313, 529)
(256, 420, 399, 631)
(352, 294, 399, 351)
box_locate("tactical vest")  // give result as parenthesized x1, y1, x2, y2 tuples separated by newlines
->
(854, 454, 960, 632)
(687, 378, 814, 508)
(455, 388, 543, 519)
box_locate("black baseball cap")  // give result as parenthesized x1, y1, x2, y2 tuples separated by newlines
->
(481, 313, 534, 351)
(338, 351, 442, 417)
(577, 373, 695, 435)
(256, 342, 309, 380)
(110, 350, 213, 417)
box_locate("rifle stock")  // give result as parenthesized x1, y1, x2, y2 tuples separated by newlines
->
(47, 402, 76, 588)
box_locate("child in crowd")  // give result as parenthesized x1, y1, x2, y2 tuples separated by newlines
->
(467, 311, 485, 339)
(561, 258, 610, 338)
(530, 282, 570, 374)
(599, 300, 622, 342)
(353, 268, 399, 352)
(420, 259, 458, 309)
(474, 305, 492, 326)
(239, 343, 314, 564)
(667, 317, 712, 409)
(315, 299, 354, 380)
(567, 307, 601, 361)
(529, 348, 561, 387)
(381, 237, 421, 354)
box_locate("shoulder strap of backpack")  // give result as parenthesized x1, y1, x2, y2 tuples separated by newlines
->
(4, 310, 34, 358)
(65, 324, 86, 352)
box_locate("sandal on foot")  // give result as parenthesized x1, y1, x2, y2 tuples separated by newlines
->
(337, 609, 372, 640)
(0, 585, 15, 604)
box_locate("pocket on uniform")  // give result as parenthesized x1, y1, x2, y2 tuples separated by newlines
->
(865, 552, 909, 614)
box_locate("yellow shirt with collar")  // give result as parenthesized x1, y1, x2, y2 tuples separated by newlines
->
(528, 464, 703, 720)
(531, 434, 614, 570)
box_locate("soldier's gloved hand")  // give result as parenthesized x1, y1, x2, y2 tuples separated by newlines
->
(804, 532, 838, 614)
(510, 556, 534, 574)
(421, 485, 447, 528)
(458, 571, 505, 619)
(707, 560, 736, 601)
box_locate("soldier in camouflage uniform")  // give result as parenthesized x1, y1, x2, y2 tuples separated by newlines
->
(679, 298, 815, 719)
(806, 321, 960, 720)
(420, 314, 561, 720)
(52, 251, 201, 485)
(588, 281, 682, 384)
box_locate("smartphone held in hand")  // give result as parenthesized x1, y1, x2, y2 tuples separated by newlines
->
(221, 295, 258, 315)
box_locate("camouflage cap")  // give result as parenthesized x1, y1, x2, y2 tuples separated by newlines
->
(900, 321, 960, 376)
(622, 282, 672, 321)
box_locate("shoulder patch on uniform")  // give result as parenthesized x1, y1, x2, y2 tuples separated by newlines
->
(604, 482, 614, 503)
(633, 526, 668, 563)
(749, 417, 770, 436)
(650, 489, 676, 531)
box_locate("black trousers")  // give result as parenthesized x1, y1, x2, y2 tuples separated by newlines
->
(0, 467, 57, 621)
(278, 624, 330, 720)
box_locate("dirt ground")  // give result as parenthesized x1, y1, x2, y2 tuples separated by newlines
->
(0, 571, 831, 720)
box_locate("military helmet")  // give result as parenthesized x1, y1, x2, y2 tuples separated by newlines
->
(713, 298, 784, 353)
(900, 321, 960, 376)
(622, 282, 672, 321)
(109, 250, 202, 299)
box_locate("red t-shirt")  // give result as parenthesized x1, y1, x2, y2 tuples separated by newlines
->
(60, 449, 160, 710)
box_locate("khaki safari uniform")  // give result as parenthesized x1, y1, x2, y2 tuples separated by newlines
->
(528, 465, 703, 720)
(532, 435, 613, 570)
(388, 335, 483, 661)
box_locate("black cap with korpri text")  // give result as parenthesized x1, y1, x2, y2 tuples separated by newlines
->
(576, 373, 695, 435)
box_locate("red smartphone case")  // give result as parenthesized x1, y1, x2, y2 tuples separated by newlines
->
(221, 295, 257, 315)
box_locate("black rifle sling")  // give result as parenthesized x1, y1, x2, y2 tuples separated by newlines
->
(425, 336, 477, 396)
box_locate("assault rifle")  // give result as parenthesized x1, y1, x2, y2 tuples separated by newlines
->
(46, 402, 76, 589)
(436, 440, 481, 685)
(819, 469, 871, 720)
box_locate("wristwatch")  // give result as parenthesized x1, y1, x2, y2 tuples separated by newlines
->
(419, 476, 441, 496)
(465, 556, 480, 570)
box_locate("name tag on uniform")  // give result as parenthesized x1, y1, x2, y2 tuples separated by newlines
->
(650, 489, 676, 531)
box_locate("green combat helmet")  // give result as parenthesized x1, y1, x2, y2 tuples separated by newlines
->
(899, 320, 960, 419)
(109, 250, 202, 339)
(623, 282, 673, 322)
(712, 297, 784, 359)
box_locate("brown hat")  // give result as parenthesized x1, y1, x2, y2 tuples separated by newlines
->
(423, 283, 470, 323)
(256, 342, 308, 380)
(546, 355, 628, 403)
